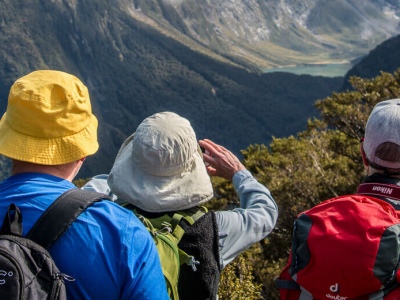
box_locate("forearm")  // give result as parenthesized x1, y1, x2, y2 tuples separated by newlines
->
(216, 170, 278, 269)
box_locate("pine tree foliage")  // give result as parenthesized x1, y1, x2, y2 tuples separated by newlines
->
(218, 255, 263, 300)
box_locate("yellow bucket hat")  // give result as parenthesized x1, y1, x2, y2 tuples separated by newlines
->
(0, 70, 99, 165)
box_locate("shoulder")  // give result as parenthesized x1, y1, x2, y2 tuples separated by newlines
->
(65, 193, 151, 252)
(82, 199, 146, 233)
(63, 197, 154, 264)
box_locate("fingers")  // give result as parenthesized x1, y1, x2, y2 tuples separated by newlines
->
(199, 139, 225, 167)
(199, 139, 231, 159)
(199, 139, 221, 156)
(198, 139, 246, 180)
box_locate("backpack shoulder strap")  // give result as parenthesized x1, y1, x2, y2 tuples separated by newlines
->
(168, 207, 207, 241)
(26, 188, 109, 248)
(121, 202, 205, 271)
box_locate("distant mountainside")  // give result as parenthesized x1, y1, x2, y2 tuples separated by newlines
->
(342, 34, 400, 90)
(0, 0, 396, 179)
(129, 0, 400, 69)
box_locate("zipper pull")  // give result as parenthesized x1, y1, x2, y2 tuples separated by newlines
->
(188, 256, 200, 272)
(54, 273, 75, 282)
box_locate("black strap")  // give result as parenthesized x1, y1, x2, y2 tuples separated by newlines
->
(357, 182, 400, 201)
(26, 189, 109, 248)
(121, 202, 194, 232)
(275, 278, 300, 290)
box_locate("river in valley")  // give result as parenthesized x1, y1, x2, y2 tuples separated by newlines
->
(263, 62, 354, 77)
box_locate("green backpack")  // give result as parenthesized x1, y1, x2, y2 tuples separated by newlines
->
(122, 203, 206, 300)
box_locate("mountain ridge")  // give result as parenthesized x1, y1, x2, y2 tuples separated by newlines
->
(342, 34, 400, 90)
(0, 0, 397, 179)
(126, 0, 400, 69)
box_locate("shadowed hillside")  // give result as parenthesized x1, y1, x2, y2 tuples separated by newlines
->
(342, 34, 400, 90)
(0, 0, 343, 179)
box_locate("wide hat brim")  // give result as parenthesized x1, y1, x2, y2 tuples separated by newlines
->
(0, 113, 98, 165)
(108, 134, 214, 213)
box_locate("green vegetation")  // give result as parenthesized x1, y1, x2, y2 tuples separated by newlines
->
(218, 254, 263, 300)
(205, 69, 400, 299)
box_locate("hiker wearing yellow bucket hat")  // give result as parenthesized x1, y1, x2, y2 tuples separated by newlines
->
(0, 70, 168, 299)
(0, 69, 98, 165)
(0, 69, 99, 170)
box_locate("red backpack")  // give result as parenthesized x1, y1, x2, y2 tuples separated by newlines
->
(276, 183, 400, 300)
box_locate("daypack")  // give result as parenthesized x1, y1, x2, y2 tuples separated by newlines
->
(122, 203, 206, 300)
(0, 189, 107, 300)
(276, 183, 400, 300)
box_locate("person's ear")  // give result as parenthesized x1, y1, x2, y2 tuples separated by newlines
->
(360, 142, 369, 167)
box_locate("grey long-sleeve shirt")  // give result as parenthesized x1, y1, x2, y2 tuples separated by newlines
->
(82, 170, 278, 269)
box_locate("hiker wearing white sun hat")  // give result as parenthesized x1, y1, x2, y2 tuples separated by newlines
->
(108, 112, 214, 212)
(84, 111, 278, 300)
(0, 70, 168, 300)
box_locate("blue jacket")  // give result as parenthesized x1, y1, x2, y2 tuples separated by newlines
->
(0, 172, 169, 300)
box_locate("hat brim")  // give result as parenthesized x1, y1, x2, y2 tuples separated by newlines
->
(0, 113, 99, 165)
(108, 137, 214, 213)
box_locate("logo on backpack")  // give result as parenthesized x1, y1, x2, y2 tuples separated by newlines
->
(326, 283, 347, 300)
(329, 283, 339, 293)
(0, 270, 13, 285)
(326, 294, 347, 300)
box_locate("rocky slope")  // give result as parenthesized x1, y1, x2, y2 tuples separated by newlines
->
(125, 0, 400, 68)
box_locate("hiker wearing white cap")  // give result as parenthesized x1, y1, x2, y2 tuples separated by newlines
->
(0, 70, 168, 299)
(84, 111, 278, 300)
(358, 99, 400, 212)
(276, 99, 400, 298)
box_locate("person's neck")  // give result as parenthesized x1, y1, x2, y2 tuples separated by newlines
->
(11, 160, 82, 182)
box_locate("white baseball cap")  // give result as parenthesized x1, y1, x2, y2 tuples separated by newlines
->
(363, 99, 400, 169)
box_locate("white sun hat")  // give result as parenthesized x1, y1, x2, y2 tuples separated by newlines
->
(108, 112, 214, 212)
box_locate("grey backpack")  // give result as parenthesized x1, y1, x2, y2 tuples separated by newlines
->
(0, 189, 106, 299)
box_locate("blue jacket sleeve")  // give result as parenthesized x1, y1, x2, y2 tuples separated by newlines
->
(215, 170, 278, 269)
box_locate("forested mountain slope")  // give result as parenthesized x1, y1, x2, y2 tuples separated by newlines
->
(342, 34, 400, 90)
(0, 0, 344, 179)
